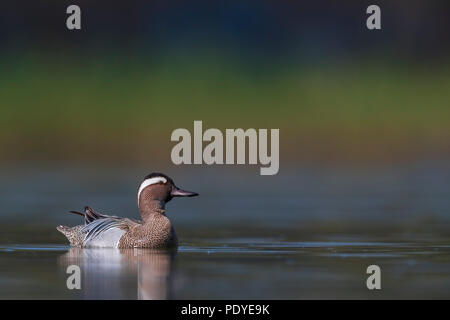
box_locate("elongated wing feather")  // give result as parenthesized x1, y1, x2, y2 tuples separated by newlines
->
(68, 206, 122, 225)
(80, 218, 129, 244)
(84, 206, 122, 224)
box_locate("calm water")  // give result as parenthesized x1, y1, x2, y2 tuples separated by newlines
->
(0, 164, 450, 299)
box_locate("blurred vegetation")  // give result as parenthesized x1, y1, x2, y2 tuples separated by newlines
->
(1, 53, 449, 164)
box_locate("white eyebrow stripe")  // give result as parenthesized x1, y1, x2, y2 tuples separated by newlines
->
(137, 177, 167, 204)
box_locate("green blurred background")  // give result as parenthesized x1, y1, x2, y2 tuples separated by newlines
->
(1, 0, 449, 166)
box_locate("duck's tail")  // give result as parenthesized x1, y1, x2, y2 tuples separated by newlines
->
(56, 225, 84, 247)
(56, 225, 71, 235)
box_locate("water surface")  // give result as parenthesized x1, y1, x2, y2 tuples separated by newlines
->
(1, 165, 449, 299)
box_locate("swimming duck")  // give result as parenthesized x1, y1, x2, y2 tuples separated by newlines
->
(57, 173, 198, 248)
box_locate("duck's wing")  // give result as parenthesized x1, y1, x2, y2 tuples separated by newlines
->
(81, 217, 127, 242)
(68, 206, 141, 247)
(69, 206, 122, 225)
(80, 217, 140, 247)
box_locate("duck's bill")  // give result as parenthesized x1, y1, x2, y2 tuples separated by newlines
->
(171, 187, 199, 197)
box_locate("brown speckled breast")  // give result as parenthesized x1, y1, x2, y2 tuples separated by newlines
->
(118, 214, 178, 249)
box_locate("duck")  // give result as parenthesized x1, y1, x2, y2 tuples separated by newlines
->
(57, 172, 198, 248)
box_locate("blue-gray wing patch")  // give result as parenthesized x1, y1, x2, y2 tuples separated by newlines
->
(81, 218, 128, 245)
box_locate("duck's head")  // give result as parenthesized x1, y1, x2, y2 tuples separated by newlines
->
(137, 173, 198, 212)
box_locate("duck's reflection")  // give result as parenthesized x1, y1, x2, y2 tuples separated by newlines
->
(59, 248, 176, 299)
